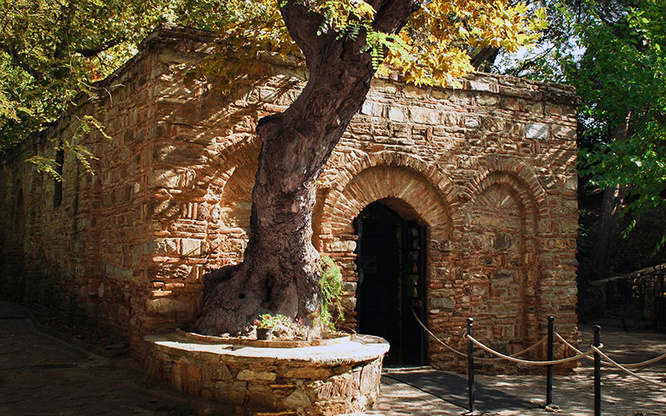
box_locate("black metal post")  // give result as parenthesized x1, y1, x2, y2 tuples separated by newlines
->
(467, 317, 475, 414)
(594, 325, 602, 416)
(546, 315, 554, 407)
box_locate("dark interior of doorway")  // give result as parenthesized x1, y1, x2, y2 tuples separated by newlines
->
(355, 200, 427, 366)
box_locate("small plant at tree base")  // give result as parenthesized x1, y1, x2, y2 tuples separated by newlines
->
(254, 313, 285, 329)
(253, 313, 309, 340)
(318, 256, 345, 332)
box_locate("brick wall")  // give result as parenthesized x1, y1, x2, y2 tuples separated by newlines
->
(0, 25, 579, 368)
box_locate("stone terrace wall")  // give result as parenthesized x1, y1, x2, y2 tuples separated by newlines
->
(0, 25, 579, 367)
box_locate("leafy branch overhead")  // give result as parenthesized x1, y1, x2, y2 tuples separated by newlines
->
(575, 0, 666, 239)
(211, 0, 546, 86)
(1, 0, 544, 156)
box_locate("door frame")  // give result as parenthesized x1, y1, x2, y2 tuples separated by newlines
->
(354, 201, 428, 365)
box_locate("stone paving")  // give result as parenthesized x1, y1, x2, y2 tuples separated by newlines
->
(365, 323, 666, 416)
(0, 297, 232, 416)
(2, 295, 665, 415)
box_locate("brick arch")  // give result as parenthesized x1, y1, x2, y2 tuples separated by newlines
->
(320, 151, 458, 238)
(198, 136, 261, 186)
(321, 164, 453, 239)
(470, 171, 539, 236)
(462, 158, 547, 212)
(462, 168, 545, 349)
(201, 139, 260, 199)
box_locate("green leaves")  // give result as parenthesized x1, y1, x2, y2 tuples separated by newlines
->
(318, 256, 344, 331)
(1, 0, 542, 179)
(576, 0, 666, 194)
(0, 0, 244, 155)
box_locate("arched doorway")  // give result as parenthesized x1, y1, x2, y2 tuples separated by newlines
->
(355, 200, 427, 366)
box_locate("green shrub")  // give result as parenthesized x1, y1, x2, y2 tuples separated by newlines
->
(318, 256, 345, 331)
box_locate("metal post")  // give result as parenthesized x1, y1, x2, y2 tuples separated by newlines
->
(467, 317, 475, 414)
(546, 315, 554, 407)
(594, 325, 602, 416)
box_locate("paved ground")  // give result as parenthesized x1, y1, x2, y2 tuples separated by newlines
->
(367, 323, 666, 415)
(1, 296, 665, 415)
(0, 296, 232, 416)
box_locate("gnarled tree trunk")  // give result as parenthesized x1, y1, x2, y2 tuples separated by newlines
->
(197, 0, 419, 335)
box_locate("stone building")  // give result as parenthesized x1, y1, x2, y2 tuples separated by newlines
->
(0, 25, 579, 368)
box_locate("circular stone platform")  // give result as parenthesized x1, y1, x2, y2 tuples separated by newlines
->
(144, 331, 390, 415)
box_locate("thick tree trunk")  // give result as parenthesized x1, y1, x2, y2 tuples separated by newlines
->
(197, 0, 419, 335)
(591, 183, 626, 276)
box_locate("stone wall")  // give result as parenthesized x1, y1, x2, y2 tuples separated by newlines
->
(145, 332, 389, 415)
(0, 25, 579, 367)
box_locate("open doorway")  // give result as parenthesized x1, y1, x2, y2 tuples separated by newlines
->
(355, 200, 427, 366)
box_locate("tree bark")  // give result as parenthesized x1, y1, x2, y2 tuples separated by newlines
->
(197, 0, 419, 335)
(591, 112, 632, 277)
(591, 183, 626, 276)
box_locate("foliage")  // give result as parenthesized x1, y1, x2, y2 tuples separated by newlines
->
(253, 313, 286, 329)
(574, 0, 666, 247)
(318, 256, 344, 331)
(501, 1, 666, 257)
(0, 0, 238, 159)
(1, 0, 545, 157)
(252, 313, 310, 339)
(496, 0, 582, 82)
(389, 0, 546, 86)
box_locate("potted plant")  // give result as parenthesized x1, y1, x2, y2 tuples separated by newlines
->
(254, 313, 283, 340)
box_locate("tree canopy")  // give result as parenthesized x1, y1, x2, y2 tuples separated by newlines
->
(575, 0, 666, 228)
(1, 0, 545, 153)
(502, 0, 666, 274)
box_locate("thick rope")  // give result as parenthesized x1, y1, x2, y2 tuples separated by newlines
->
(411, 310, 547, 363)
(555, 332, 666, 369)
(466, 335, 596, 366)
(555, 332, 596, 363)
(411, 309, 467, 358)
(592, 346, 666, 389)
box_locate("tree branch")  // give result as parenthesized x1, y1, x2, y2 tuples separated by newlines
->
(279, 1, 327, 59)
(471, 46, 500, 70)
(371, 0, 421, 34)
(0, 41, 47, 83)
(75, 38, 123, 57)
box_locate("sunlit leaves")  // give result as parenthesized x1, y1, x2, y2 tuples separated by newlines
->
(0, 0, 248, 154)
(382, 0, 545, 86)
(306, 0, 544, 86)
(575, 0, 666, 242)
(1, 0, 543, 160)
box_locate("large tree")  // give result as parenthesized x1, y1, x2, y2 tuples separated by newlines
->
(1, 0, 543, 335)
(195, 0, 544, 335)
(574, 0, 666, 274)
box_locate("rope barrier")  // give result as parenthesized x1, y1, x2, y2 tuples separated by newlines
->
(411, 309, 547, 362)
(556, 332, 666, 369)
(456, 317, 664, 415)
(411, 310, 466, 358)
(623, 352, 666, 368)
(592, 346, 666, 389)
(466, 334, 596, 366)
(418, 318, 663, 371)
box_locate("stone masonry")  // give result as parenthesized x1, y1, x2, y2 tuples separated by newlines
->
(145, 333, 389, 415)
(0, 25, 579, 368)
